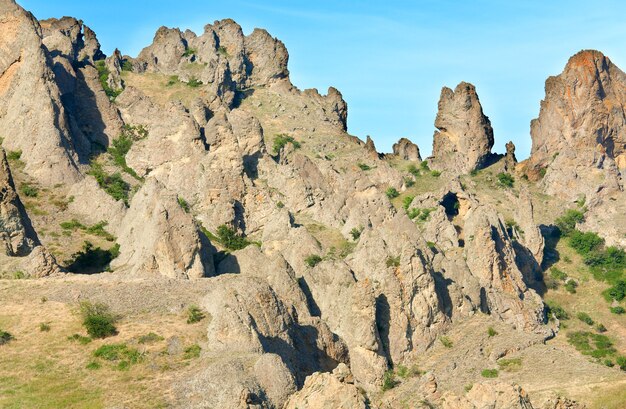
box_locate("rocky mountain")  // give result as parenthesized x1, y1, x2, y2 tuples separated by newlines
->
(0, 1, 625, 408)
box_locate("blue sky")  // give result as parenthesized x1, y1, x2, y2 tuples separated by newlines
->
(21, 0, 626, 159)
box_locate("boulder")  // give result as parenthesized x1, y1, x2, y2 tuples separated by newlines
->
(393, 137, 422, 161)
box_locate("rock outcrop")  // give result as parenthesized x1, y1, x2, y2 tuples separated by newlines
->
(110, 178, 214, 278)
(441, 382, 535, 409)
(526, 50, 625, 200)
(0, 149, 36, 256)
(393, 137, 422, 161)
(0, 1, 82, 185)
(430, 82, 495, 174)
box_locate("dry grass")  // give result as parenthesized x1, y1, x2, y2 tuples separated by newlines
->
(0, 291, 206, 408)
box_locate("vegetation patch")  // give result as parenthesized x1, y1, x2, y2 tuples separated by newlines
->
(184, 344, 202, 359)
(385, 187, 400, 199)
(440, 336, 453, 348)
(545, 301, 569, 321)
(80, 301, 118, 339)
(497, 358, 522, 372)
(555, 209, 585, 236)
(481, 368, 499, 378)
(0, 329, 14, 345)
(93, 343, 142, 370)
(357, 163, 372, 171)
(88, 162, 130, 205)
(60, 219, 115, 241)
(187, 77, 203, 88)
(567, 331, 616, 358)
(386, 255, 400, 268)
(186, 305, 205, 324)
(20, 183, 38, 197)
(138, 332, 164, 344)
(496, 172, 514, 188)
(273, 134, 301, 154)
(67, 333, 92, 345)
(349, 226, 363, 241)
(95, 60, 122, 100)
(177, 196, 190, 213)
(305, 254, 322, 268)
(381, 370, 398, 391)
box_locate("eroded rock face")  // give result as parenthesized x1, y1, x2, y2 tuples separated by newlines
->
(0, 149, 36, 256)
(0, 1, 82, 185)
(111, 178, 214, 278)
(527, 50, 625, 200)
(441, 382, 535, 409)
(393, 137, 421, 161)
(430, 82, 495, 174)
(283, 364, 368, 409)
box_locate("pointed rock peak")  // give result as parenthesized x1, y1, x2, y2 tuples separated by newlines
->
(364, 135, 380, 158)
(564, 49, 610, 73)
(392, 138, 421, 162)
(430, 81, 494, 174)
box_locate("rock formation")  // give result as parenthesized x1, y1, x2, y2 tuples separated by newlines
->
(0, 149, 36, 256)
(393, 137, 422, 161)
(527, 50, 625, 200)
(430, 82, 495, 174)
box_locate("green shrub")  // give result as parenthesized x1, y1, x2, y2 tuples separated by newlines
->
(60, 219, 85, 231)
(187, 77, 203, 88)
(184, 344, 202, 359)
(430, 170, 441, 177)
(440, 336, 453, 348)
(426, 241, 437, 251)
(381, 370, 398, 391)
(217, 46, 228, 57)
(545, 301, 569, 321)
(604, 359, 615, 367)
(610, 306, 625, 315)
(186, 305, 205, 324)
(20, 183, 38, 197)
(577, 312, 594, 326)
(182, 47, 197, 57)
(166, 75, 179, 86)
(216, 225, 251, 251)
(305, 254, 322, 268)
(596, 323, 607, 333)
(617, 356, 626, 371)
(604, 280, 626, 302)
(79, 301, 117, 339)
(138, 332, 164, 344)
(121, 60, 133, 72)
(88, 162, 130, 205)
(569, 231, 604, 255)
(93, 343, 142, 369)
(276, 201, 284, 209)
(567, 331, 616, 358)
(403, 177, 415, 187)
(497, 358, 522, 372)
(564, 280, 578, 294)
(350, 226, 363, 241)
(402, 195, 415, 211)
(407, 164, 420, 176)
(555, 209, 585, 236)
(550, 267, 568, 281)
(0, 329, 14, 345)
(385, 187, 399, 199)
(357, 163, 372, 171)
(39, 323, 50, 332)
(496, 172, 514, 188)
(86, 361, 101, 370)
(6, 150, 22, 161)
(487, 327, 498, 337)
(177, 196, 190, 213)
(420, 161, 430, 171)
(481, 369, 498, 378)
(407, 208, 421, 219)
(273, 134, 300, 154)
(386, 255, 400, 268)
(65, 241, 120, 274)
(95, 60, 121, 100)
(12, 271, 25, 279)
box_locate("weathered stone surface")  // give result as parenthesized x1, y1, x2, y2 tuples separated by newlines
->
(430, 82, 494, 174)
(441, 382, 535, 409)
(527, 50, 625, 200)
(0, 1, 82, 185)
(393, 137, 422, 161)
(283, 364, 368, 409)
(0, 149, 36, 256)
(111, 178, 214, 278)
(505, 140, 517, 171)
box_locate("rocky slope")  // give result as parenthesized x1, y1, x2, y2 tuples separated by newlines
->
(0, 1, 625, 408)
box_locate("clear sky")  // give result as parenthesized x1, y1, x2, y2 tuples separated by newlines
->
(20, 0, 626, 159)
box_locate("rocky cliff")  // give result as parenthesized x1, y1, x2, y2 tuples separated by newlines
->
(0, 1, 624, 408)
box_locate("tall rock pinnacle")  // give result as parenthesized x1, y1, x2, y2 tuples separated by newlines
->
(429, 82, 494, 174)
